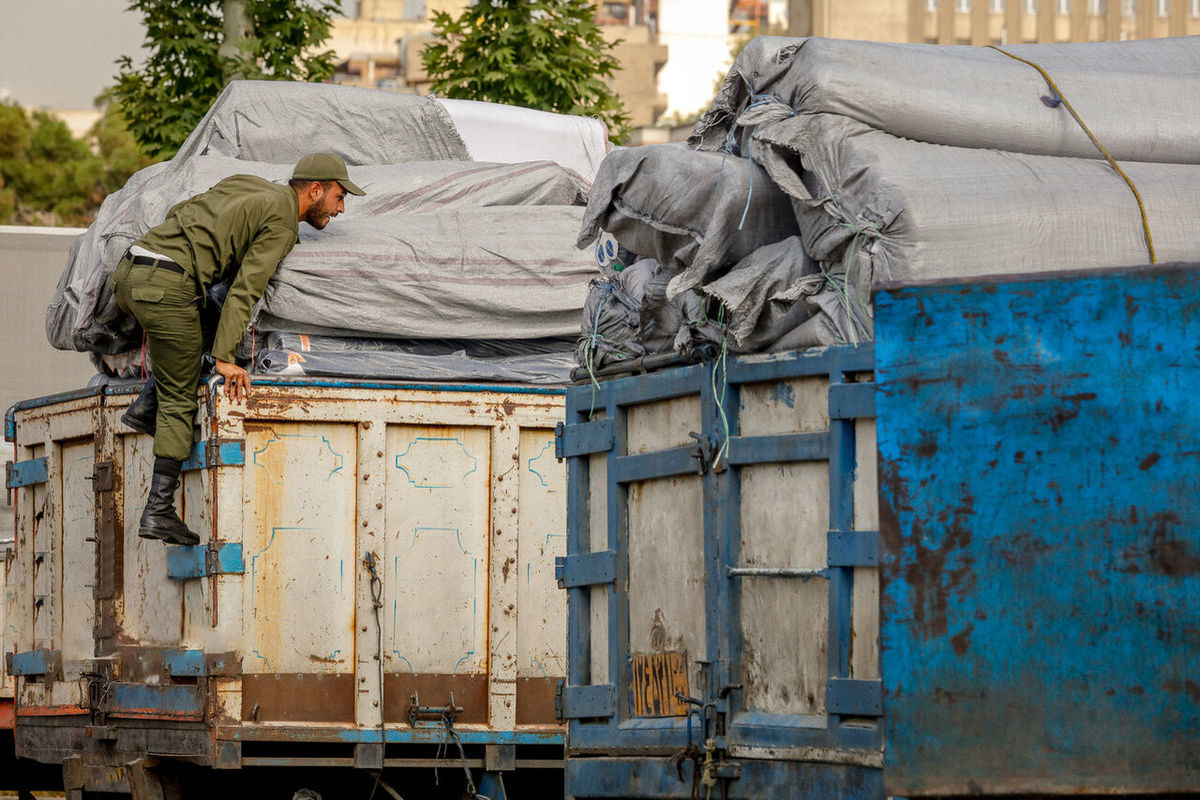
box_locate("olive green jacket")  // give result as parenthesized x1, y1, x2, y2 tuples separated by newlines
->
(137, 174, 300, 362)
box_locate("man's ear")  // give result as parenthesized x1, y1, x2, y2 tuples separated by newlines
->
(308, 181, 325, 202)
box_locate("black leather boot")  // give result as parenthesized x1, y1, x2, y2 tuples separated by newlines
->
(121, 377, 158, 435)
(138, 457, 200, 546)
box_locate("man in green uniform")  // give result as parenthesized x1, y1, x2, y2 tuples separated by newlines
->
(111, 153, 365, 545)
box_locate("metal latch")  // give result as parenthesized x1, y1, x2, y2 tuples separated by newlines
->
(91, 460, 114, 492)
(688, 432, 714, 475)
(408, 692, 462, 727)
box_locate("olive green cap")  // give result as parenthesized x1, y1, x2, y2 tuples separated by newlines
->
(292, 152, 366, 196)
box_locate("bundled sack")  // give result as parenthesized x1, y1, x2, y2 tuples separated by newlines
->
(576, 257, 723, 371)
(752, 112, 1200, 290)
(255, 332, 576, 384)
(47, 156, 587, 355)
(174, 80, 470, 164)
(692, 35, 1200, 164)
(701, 237, 820, 352)
(577, 144, 799, 301)
(257, 206, 595, 341)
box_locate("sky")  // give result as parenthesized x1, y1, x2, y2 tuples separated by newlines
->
(0, 0, 357, 110)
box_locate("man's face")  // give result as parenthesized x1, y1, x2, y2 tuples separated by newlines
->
(304, 181, 348, 229)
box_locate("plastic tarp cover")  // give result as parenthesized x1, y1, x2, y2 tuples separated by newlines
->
(751, 112, 1200, 317)
(174, 80, 469, 164)
(255, 332, 575, 384)
(692, 35, 1200, 164)
(257, 205, 595, 341)
(436, 98, 611, 184)
(577, 144, 800, 301)
(47, 155, 589, 355)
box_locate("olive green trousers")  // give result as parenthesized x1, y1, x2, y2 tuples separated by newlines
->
(111, 255, 211, 461)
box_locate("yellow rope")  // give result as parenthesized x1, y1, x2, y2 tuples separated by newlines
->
(987, 44, 1156, 264)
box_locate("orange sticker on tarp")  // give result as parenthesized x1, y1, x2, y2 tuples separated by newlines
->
(630, 651, 690, 717)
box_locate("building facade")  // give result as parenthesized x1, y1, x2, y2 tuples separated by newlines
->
(328, 0, 669, 129)
(791, 0, 1200, 43)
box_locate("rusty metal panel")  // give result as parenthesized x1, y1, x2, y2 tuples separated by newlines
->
(516, 427, 567, 726)
(60, 440, 96, 668)
(8, 380, 567, 752)
(120, 435, 184, 645)
(382, 424, 491, 720)
(243, 421, 357, 697)
(875, 265, 1200, 794)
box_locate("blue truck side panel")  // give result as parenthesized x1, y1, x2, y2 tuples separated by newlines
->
(563, 346, 881, 799)
(874, 265, 1200, 795)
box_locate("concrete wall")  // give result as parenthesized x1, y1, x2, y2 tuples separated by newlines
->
(1, 226, 97, 539)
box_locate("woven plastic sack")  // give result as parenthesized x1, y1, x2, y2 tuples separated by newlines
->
(692, 35, 1200, 164)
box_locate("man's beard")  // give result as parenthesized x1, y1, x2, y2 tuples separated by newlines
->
(304, 196, 334, 229)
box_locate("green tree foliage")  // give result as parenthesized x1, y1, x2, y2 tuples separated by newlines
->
(423, 0, 631, 143)
(114, 0, 341, 160)
(0, 97, 157, 226)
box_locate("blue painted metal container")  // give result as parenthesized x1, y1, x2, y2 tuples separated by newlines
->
(564, 262, 1200, 798)
(559, 346, 883, 799)
(873, 263, 1200, 795)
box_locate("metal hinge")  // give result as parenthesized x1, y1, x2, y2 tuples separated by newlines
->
(166, 542, 245, 580)
(556, 418, 615, 460)
(6, 457, 48, 490)
(181, 438, 246, 473)
(555, 550, 617, 589)
(91, 460, 114, 492)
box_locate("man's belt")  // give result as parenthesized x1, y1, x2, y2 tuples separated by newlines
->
(130, 254, 185, 275)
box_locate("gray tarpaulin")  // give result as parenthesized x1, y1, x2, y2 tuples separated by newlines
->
(47, 156, 591, 355)
(174, 80, 469, 164)
(692, 35, 1200, 163)
(255, 332, 576, 384)
(46, 80, 604, 375)
(577, 144, 799, 301)
(257, 206, 594, 341)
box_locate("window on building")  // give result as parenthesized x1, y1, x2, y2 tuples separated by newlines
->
(1156, 0, 1169, 14)
(1122, 0, 1136, 15)
(1191, 0, 1199, 16)
(927, 0, 938, 11)
(1057, 0, 1070, 12)
(1024, 0, 1038, 12)
(991, 0, 1006, 11)
(958, 0, 972, 11)
(1088, 0, 1105, 14)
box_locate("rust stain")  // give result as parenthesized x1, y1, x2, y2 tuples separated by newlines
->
(949, 624, 974, 657)
(501, 556, 515, 582)
(501, 399, 518, 416)
(516, 677, 561, 726)
(1139, 452, 1161, 470)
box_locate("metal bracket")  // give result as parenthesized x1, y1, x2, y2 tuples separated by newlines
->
(558, 684, 616, 719)
(8, 648, 63, 680)
(826, 678, 883, 716)
(166, 542, 245, 580)
(829, 381, 876, 420)
(828, 530, 879, 567)
(555, 550, 617, 589)
(181, 438, 246, 473)
(91, 460, 115, 492)
(6, 457, 48, 489)
(556, 418, 615, 460)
